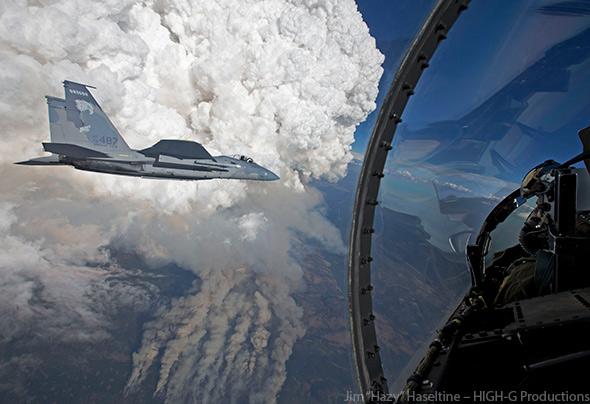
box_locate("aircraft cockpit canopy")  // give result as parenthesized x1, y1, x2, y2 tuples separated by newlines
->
(352, 0, 590, 393)
(234, 155, 254, 163)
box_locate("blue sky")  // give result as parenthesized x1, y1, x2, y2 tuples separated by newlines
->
(354, 0, 590, 248)
(353, 0, 435, 152)
(354, 0, 590, 170)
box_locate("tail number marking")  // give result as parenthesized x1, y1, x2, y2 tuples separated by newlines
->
(89, 135, 118, 147)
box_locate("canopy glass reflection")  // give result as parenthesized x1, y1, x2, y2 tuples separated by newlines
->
(367, 0, 590, 390)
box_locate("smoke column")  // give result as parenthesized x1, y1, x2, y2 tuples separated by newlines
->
(0, 0, 383, 402)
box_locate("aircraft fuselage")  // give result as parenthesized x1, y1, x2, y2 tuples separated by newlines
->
(16, 80, 280, 182)
(64, 154, 279, 181)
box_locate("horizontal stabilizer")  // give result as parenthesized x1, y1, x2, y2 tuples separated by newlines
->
(15, 155, 64, 165)
(43, 142, 110, 158)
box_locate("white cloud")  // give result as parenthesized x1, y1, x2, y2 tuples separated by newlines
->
(0, 0, 382, 402)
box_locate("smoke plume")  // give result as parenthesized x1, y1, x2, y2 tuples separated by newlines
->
(0, 0, 382, 402)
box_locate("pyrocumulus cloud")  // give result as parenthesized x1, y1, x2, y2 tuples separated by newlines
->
(0, 0, 383, 402)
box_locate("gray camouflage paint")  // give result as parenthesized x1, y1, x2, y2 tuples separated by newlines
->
(17, 81, 279, 182)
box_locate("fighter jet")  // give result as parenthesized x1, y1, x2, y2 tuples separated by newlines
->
(16, 80, 279, 181)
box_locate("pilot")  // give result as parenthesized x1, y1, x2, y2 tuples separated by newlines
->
(494, 211, 590, 305)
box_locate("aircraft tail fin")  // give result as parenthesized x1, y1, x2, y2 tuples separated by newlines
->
(45, 81, 132, 156)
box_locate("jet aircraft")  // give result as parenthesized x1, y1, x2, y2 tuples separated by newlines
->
(17, 81, 279, 181)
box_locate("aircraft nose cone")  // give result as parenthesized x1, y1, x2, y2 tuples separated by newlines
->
(264, 169, 280, 181)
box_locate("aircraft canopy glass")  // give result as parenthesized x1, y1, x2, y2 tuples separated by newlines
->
(364, 0, 590, 391)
